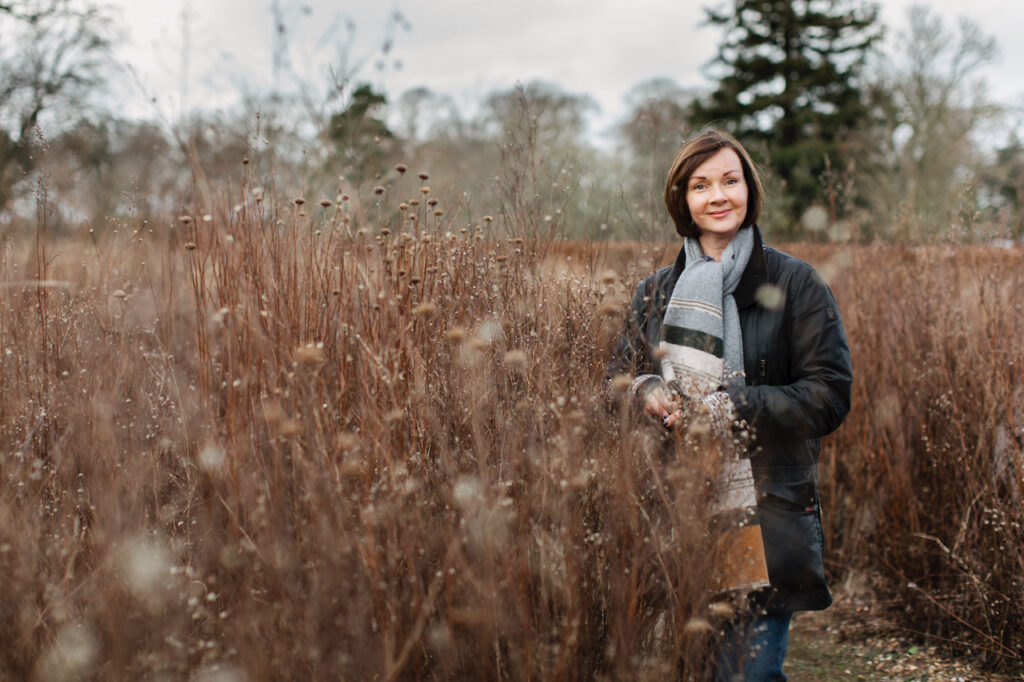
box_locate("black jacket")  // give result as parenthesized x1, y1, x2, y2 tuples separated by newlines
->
(607, 226, 853, 612)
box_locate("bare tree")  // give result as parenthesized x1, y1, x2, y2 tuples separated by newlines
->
(0, 0, 113, 214)
(396, 86, 463, 143)
(617, 78, 696, 223)
(854, 5, 1001, 239)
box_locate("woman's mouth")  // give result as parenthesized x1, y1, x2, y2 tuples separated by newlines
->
(708, 209, 731, 219)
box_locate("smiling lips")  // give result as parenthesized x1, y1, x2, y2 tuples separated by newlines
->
(708, 209, 732, 219)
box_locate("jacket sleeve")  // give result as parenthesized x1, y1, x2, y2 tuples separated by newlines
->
(726, 267, 852, 441)
(606, 277, 660, 390)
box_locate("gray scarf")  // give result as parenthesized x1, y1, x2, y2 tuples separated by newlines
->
(658, 226, 754, 395)
(657, 226, 769, 595)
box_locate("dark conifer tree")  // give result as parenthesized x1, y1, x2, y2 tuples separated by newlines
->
(690, 0, 881, 230)
(327, 84, 396, 184)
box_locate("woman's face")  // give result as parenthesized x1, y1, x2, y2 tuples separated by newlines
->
(685, 147, 748, 243)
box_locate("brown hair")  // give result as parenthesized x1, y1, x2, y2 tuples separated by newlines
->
(664, 129, 764, 238)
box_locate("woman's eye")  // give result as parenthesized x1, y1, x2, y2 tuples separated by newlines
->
(691, 183, 706, 191)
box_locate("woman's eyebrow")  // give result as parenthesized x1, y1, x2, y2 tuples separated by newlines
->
(690, 169, 742, 181)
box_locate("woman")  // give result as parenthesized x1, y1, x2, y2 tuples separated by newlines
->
(608, 129, 853, 680)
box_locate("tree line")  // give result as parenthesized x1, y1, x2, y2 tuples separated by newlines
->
(1, 0, 1022, 242)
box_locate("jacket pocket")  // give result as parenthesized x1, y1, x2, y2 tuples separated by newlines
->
(758, 471, 817, 512)
(754, 468, 829, 607)
(750, 341, 780, 386)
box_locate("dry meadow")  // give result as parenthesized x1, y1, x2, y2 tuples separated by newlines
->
(1, 174, 1022, 679)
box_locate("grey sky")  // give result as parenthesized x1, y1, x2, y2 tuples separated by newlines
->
(111, 0, 1024, 142)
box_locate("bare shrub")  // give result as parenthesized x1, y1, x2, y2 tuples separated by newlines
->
(793, 242, 1024, 671)
(0, 182, 728, 679)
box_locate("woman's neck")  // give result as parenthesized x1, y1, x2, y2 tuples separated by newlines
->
(698, 232, 734, 262)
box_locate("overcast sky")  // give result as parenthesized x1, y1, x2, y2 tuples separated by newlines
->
(109, 0, 1024, 143)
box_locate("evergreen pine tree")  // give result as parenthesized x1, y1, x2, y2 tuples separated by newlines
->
(690, 0, 881, 232)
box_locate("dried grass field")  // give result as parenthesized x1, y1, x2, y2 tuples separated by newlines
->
(1, 177, 1022, 680)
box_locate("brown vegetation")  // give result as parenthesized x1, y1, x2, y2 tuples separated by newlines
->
(807, 243, 1024, 669)
(1, 177, 1022, 679)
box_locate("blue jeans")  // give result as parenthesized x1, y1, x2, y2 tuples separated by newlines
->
(713, 612, 793, 682)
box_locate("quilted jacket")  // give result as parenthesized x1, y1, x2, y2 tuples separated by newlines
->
(607, 225, 853, 612)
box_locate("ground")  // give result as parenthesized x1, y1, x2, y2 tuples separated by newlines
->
(785, 598, 1015, 681)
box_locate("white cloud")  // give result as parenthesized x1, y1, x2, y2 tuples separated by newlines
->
(107, 0, 1024, 131)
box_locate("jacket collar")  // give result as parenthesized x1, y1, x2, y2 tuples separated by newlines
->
(669, 224, 768, 310)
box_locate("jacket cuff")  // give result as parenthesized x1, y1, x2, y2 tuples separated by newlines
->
(630, 374, 664, 400)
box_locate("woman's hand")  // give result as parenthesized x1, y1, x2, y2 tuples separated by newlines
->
(643, 386, 684, 428)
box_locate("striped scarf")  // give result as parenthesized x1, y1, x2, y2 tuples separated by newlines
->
(659, 227, 769, 594)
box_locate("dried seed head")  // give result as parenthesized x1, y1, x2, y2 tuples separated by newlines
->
(418, 171, 429, 180)
(444, 326, 466, 343)
(452, 476, 481, 508)
(598, 301, 621, 317)
(121, 537, 173, 599)
(38, 622, 99, 680)
(319, 199, 332, 207)
(609, 374, 633, 392)
(294, 197, 306, 206)
(184, 242, 197, 250)
(414, 301, 437, 318)
(708, 602, 735, 619)
(503, 349, 527, 370)
(198, 442, 226, 471)
(483, 215, 493, 223)
(434, 209, 444, 217)
(427, 197, 439, 207)
(340, 459, 363, 478)
(112, 289, 127, 299)
(336, 432, 360, 451)
(395, 163, 407, 174)
(263, 401, 285, 427)
(420, 186, 430, 195)
(568, 472, 588, 489)
(688, 421, 711, 438)
(374, 186, 386, 196)
(410, 198, 420, 206)
(755, 283, 785, 310)
(178, 215, 192, 224)
(242, 156, 250, 165)
(683, 618, 712, 635)
(295, 343, 324, 366)
(600, 269, 618, 285)
(380, 228, 391, 236)
(279, 418, 301, 438)
(399, 202, 408, 210)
